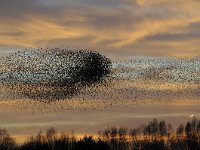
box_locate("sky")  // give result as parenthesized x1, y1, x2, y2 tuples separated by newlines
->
(1, 0, 200, 58)
(1, 56, 200, 143)
(1, 0, 200, 143)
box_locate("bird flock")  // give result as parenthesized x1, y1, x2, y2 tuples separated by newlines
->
(0, 49, 200, 112)
(111, 56, 200, 101)
(0, 48, 112, 100)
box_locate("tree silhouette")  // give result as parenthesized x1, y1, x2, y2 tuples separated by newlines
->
(159, 121, 167, 136)
(151, 119, 159, 136)
(110, 127, 117, 150)
(197, 121, 200, 134)
(1, 118, 200, 150)
(0, 128, 16, 150)
(185, 122, 192, 137)
(167, 123, 173, 137)
(176, 124, 184, 136)
(191, 117, 198, 133)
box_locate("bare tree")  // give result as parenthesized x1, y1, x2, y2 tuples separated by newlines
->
(197, 121, 200, 134)
(191, 116, 198, 133)
(176, 124, 184, 136)
(130, 128, 138, 140)
(167, 123, 173, 137)
(110, 127, 117, 140)
(110, 127, 118, 150)
(152, 119, 159, 136)
(185, 122, 192, 137)
(102, 128, 110, 141)
(0, 128, 16, 150)
(159, 121, 167, 136)
(46, 128, 57, 141)
(118, 127, 127, 140)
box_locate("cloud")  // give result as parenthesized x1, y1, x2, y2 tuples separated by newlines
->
(0, 0, 200, 57)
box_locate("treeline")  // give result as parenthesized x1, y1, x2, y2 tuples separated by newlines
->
(1, 117, 200, 150)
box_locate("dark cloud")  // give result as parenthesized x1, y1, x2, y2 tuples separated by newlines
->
(140, 32, 200, 42)
(0, 0, 68, 20)
(0, 0, 134, 17)
(0, 31, 26, 37)
(0, 0, 37, 18)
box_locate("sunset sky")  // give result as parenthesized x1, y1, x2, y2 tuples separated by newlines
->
(1, 0, 200, 58)
(1, 0, 200, 143)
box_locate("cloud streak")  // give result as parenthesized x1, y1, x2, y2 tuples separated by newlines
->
(0, 0, 200, 58)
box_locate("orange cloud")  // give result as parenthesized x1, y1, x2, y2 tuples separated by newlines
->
(0, 0, 200, 58)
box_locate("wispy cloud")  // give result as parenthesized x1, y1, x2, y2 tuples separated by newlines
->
(0, 0, 200, 57)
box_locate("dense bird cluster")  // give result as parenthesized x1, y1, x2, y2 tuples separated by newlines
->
(0, 49, 200, 112)
(0, 48, 112, 100)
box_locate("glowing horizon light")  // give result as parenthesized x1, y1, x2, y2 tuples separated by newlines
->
(189, 114, 194, 118)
